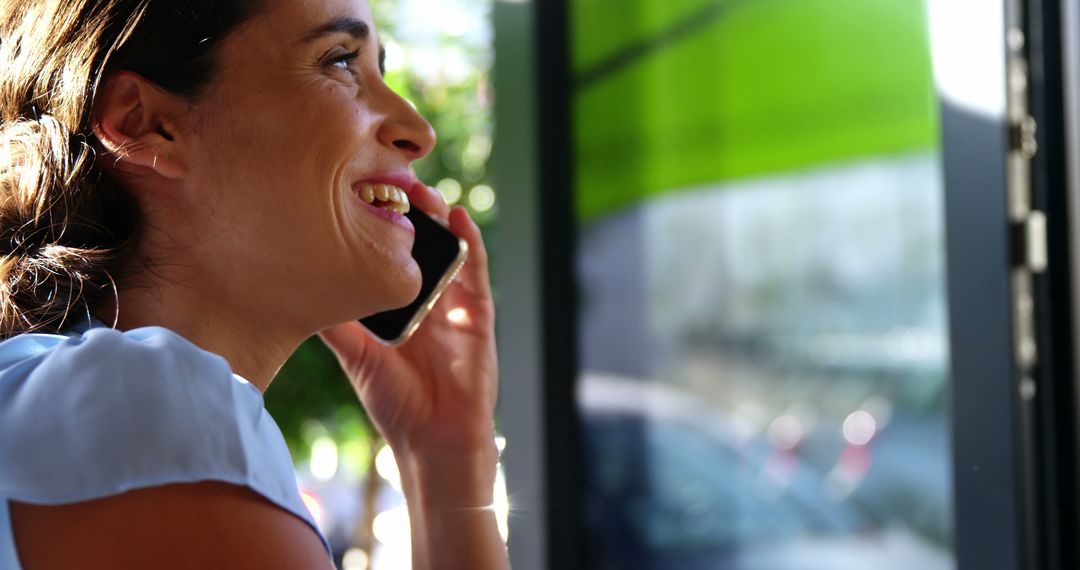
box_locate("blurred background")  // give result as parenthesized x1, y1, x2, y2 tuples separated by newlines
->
(568, 0, 950, 568)
(266, 0, 1080, 569)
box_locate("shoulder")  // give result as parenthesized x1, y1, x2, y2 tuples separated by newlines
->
(0, 325, 272, 502)
(10, 481, 333, 569)
(2, 324, 236, 394)
(0, 325, 333, 559)
(0, 324, 239, 406)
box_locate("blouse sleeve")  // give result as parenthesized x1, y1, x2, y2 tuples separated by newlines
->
(0, 325, 330, 555)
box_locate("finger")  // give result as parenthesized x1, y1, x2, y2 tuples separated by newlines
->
(408, 181, 451, 221)
(318, 320, 379, 375)
(447, 206, 491, 297)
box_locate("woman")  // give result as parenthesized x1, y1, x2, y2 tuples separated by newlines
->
(0, 0, 507, 568)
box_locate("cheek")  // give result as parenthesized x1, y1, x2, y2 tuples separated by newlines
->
(271, 97, 371, 194)
(197, 90, 366, 209)
(202, 75, 365, 155)
(183, 79, 418, 312)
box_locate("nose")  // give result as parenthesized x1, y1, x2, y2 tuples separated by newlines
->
(375, 86, 436, 161)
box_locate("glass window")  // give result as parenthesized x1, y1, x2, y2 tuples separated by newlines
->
(572, 1, 953, 568)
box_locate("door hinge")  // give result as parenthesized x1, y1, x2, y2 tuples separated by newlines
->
(1012, 210, 1048, 273)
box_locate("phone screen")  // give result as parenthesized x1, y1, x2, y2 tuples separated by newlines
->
(359, 208, 467, 344)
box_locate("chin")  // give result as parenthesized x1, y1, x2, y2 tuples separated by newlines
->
(379, 260, 424, 311)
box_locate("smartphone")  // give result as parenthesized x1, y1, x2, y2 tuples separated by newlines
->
(359, 207, 468, 345)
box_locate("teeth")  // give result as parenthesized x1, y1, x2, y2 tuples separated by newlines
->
(355, 183, 410, 214)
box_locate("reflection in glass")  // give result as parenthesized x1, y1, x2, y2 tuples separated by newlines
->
(572, 1, 953, 568)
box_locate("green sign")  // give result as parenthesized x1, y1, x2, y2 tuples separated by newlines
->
(573, 0, 939, 222)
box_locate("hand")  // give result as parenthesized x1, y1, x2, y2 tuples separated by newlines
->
(319, 183, 498, 456)
(321, 183, 507, 569)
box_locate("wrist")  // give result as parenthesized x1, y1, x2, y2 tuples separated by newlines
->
(395, 441, 499, 509)
(392, 438, 508, 570)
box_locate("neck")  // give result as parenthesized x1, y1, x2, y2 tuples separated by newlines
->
(100, 279, 306, 393)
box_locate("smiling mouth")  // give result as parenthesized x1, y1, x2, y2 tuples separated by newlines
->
(355, 183, 411, 214)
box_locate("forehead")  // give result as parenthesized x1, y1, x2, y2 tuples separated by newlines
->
(246, 0, 375, 43)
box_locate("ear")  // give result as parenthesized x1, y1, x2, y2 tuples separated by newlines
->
(92, 72, 188, 180)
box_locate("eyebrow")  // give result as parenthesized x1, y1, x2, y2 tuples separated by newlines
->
(300, 17, 370, 43)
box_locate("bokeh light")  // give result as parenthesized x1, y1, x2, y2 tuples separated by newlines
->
(342, 548, 370, 570)
(373, 506, 411, 546)
(437, 178, 464, 204)
(375, 444, 403, 491)
(842, 410, 878, 446)
(468, 184, 496, 212)
(383, 40, 406, 74)
(310, 436, 339, 482)
(768, 414, 805, 451)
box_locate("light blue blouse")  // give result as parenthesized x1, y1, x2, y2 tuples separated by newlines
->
(0, 319, 331, 568)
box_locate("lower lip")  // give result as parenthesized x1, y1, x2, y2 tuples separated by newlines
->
(355, 195, 415, 233)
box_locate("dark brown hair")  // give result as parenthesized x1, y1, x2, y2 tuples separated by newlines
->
(0, 0, 259, 337)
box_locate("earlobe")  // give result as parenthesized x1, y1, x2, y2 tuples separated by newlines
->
(92, 72, 187, 180)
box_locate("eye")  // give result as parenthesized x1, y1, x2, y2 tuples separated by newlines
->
(326, 49, 361, 72)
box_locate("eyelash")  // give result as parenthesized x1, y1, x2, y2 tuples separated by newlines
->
(326, 49, 361, 72)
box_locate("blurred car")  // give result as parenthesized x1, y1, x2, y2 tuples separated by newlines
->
(578, 373, 952, 570)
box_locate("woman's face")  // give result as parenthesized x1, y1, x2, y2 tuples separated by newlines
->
(172, 0, 435, 329)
